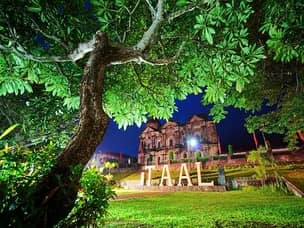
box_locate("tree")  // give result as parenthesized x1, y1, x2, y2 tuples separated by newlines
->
(228, 144, 233, 157)
(247, 146, 271, 184)
(195, 150, 202, 161)
(169, 150, 174, 161)
(1, 0, 301, 226)
(103, 161, 118, 175)
(227, 1, 304, 148)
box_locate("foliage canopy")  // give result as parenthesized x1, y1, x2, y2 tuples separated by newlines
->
(0, 0, 304, 225)
(0, 0, 302, 146)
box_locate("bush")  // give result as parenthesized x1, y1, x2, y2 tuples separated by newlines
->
(0, 139, 116, 227)
(198, 156, 209, 163)
(0, 142, 58, 227)
(58, 167, 116, 227)
(213, 155, 220, 160)
(195, 151, 202, 160)
(169, 151, 174, 161)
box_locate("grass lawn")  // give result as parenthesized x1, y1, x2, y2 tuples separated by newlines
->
(105, 188, 304, 227)
(113, 188, 153, 195)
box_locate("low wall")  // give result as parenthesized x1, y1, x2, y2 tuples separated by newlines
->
(282, 177, 304, 198)
(273, 152, 304, 162)
(122, 184, 226, 192)
(141, 149, 304, 170)
(205, 158, 247, 167)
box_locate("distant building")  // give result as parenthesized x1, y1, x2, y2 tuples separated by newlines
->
(137, 114, 218, 165)
(88, 151, 132, 168)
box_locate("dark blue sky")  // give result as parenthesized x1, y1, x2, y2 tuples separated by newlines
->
(97, 94, 283, 157)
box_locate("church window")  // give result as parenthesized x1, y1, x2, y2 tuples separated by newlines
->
(169, 139, 173, 147)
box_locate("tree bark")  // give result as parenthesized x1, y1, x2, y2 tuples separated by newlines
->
(23, 33, 120, 227)
(297, 130, 304, 142)
(22, 32, 143, 227)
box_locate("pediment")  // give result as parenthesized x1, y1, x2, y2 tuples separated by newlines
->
(188, 114, 207, 123)
(162, 121, 178, 129)
(141, 126, 158, 135)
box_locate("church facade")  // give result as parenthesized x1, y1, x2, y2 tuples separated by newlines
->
(137, 114, 218, 166)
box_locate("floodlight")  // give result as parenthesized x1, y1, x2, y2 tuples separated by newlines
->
(189, 138, 197, 148)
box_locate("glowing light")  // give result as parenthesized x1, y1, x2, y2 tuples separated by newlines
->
(188, 138, 197, 148)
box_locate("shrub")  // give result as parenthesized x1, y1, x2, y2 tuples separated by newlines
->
(247, 146, 269, 181)
(213, 155, 219, 160)
(58, 167, 116, 227)
(169, 151, 174, 161)
(0, 142, 58, 227)
(199, 156, 209, 163)
(195, 151, 202, 160)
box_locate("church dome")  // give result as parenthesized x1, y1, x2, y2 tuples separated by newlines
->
(146, 118, 160, 130)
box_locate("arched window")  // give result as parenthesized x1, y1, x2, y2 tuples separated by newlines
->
(152, 137, 156, 148)
(158, 141, 161, 148)
(169, 139, 173, 147)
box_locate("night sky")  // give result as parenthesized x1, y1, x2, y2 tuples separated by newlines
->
(97, 94, 284, 157)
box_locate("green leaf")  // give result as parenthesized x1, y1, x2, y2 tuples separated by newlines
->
(236, 80, 244, 92)
(176, 0, 189, 7)
(26, 7, 41, 13)
(64, 96, 80, 110)
(0, 124, 19, 140)
(24, 83, 33, 93)
(204, 27, 215, 45)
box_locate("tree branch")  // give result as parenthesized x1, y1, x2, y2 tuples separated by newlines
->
(111, 41, 185, 66)
(30, 18, 70, 51)
(134, 0, 165, 51)
(145, 0, 156, 19)
(122, 0, 141, 43)
(166, 1, 208, 21)
(0, 36, 96, 63)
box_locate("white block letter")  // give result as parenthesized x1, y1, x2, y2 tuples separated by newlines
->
(178, 163, 192, 186)
(160, 165, 172, 186)
(195, 162, 214, 186)
(145, 165, 155, 186)
(140, 172, 145, 186)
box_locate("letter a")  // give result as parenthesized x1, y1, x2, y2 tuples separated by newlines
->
(178, 163, 192, 186)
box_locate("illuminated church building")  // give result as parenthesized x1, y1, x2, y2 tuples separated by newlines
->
(138, 115, 219, 166)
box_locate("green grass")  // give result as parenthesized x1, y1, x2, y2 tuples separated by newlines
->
(279, 169, 304, 192)
(114, 188, 153, 195)
(105, 189, 304, 227)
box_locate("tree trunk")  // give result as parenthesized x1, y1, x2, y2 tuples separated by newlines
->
(17, 32, 140, 227)
(297, 130, 304, 142)
(23, 33, 117, 227)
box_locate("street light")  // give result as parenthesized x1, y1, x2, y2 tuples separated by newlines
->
(189, 138, 197, 148)
(186, 136, 198, 159)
